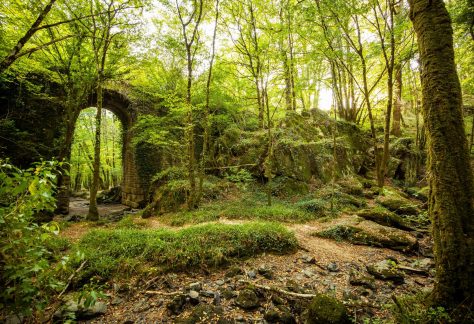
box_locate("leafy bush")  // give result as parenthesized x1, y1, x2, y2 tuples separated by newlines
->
(390, 292, 456, 324)
(295, 198, 328, 213)
(73, 222, 298, 280)
(0, 160, 76, 316)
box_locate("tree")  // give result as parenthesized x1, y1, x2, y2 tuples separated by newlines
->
(408, 0, 474, 310)
(175, 0, 204, 210)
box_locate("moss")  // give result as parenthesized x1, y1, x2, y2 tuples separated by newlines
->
(271, 176, 310, 197)
(72, 222, 298, 280)
(337, 178, 364, 196)
(376, 190, 420, 215)
(315, 223, 417, 252)
(356, 207, 413, 230)
(305, 294, 350, 324)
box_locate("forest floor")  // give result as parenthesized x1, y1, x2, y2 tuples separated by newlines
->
(54, 181, 434, 323)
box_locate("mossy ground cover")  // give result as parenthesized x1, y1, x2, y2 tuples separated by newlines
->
(72, 222, 297, 280)
(155, 180, 368, 227)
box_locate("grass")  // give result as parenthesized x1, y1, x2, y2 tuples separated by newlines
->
(159, 193, 322, 226)
(72, 222, 298, 280)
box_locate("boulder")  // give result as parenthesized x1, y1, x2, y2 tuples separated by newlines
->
(315, 221, 417, 252)
(367, 259, 404, 284)
(235, 289, 260, 310)
(356, 208, 413, 230)
(305, 294, 350, 324)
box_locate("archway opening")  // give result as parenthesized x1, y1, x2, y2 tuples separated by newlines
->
(70, 107, 123, 197)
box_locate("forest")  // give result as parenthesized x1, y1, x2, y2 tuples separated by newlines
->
(0, 0, 473, 322)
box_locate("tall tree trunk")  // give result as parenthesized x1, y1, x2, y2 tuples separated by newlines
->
(409, 0, 474, 309)
(88, 79, 102, 221)
(197, 0, 220, 206)
(391, 63, 402, 136)
(378, 0, 396, 188)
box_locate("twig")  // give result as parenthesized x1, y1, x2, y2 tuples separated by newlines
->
(58, 261, 87, 299)
(238, 280, 316, 298)
(398, 265, 428, 276)
(46, 261, 87, 323)
(145, 290, 183, 296)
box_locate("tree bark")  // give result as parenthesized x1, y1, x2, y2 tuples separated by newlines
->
(391, 63, 402, 136)
(409, 0, 474, 309)
(87, 79, 102, 221)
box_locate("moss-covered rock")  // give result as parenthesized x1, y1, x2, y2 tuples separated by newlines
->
(271, 176, 310, 197)
(356, 207, 413, 230)
(315, 221, 417, 252)
(375, 190, 420, 215)
(213, 111, 371, 184)
(367, 259, 404, 284)
(337, 178, 364, 196)
(235, 289, 260, 310)
(305, 294, 350, 324)
(264, 305, 296, 324)
(177, 304, 229, 324)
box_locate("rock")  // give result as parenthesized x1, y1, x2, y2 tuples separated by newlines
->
(247, 270, 257, 279)
(258, 265, 274, 279)
(213, 291, 221, 306)
(220, 289, 236, 299)
(305, 294, 351, 324)
(201, 290, 215, 298)
(349, 270, 376, 290)
(264, 305, 296, 324)
(303, 269, 315, 278)
(327, 262, 339, 272)
(188, 290, 200, 305)
(189, 282, 202, 291)
(235, 289, 260, 310)
(376, 195, 420, 216)
(54, 300, 107, 321)
(356, 208, 413, 230)
(179, 304, 225, 323)
(367, 259, 404, 284)
(111, 296, 124, 306)
(216, 279, 225, 286)
(342, 289, 357, 301)
(315, 221, 417, 252)
(225, 266, 245, 278)
(301, 254, 317, 264)
(133, 299, 151, 313)
(411, 258, 434, 271)
(286, 279, 304, 293)
(167, 294, 187, 315)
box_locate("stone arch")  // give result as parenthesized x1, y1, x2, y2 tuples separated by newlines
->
(70, 90, 145, 209)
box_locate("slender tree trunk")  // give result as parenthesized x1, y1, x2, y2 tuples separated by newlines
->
(409, 0, 474, 309)
(88, 78, 102, 221)
(379, 1, 396, 188)
(197, 0, 220, 206)
(391, 63, 402, 136)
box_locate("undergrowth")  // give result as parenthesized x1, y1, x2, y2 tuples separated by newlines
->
(72, 222, 298, 281)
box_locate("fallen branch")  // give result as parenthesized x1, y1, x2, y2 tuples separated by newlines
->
(58, 261, 87, 299)
(398, 265, 429, 276)
(145, 290, 183, 296)
(238, 280, 316, 298)
(46, 260, 87, 323)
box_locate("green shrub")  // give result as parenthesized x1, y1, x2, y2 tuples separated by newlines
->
(295, 198, 328, 213)
(0, 160, 77, 316)
(390, 292, 456, 324)
(73, 222, 298, 280)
